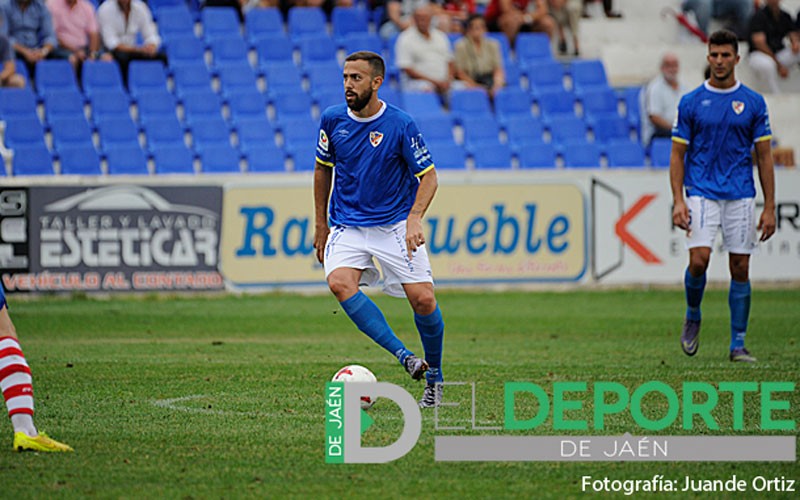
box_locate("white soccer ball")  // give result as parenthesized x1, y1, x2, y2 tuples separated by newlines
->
(331, 364, 378, 410)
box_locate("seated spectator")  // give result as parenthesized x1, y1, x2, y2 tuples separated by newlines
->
(484, 0, 556, 48)
(97, 0, 166, 85)
(681, 0, 753, 39)
(378, 0, 446, 39)
(454, 14, 505, 97)
(747, 0, 800, 94)
(395, 4, 461, 96)
(582, 0, 621, 18)
(549, 0, 580, 55)
(0, 33, 25, 87)
(46, 0, 112, 72)
(440, 0, 475, 33)
(1, 0, 59, 77)
(641, 53, 689, 146)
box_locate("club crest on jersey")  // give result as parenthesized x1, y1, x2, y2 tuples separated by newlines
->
(318, 130, 329, 151)
(732, 101, 745, 115)
(369, 131, 384, 147)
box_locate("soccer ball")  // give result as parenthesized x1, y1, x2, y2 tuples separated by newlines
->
(331, 364, 378, 410)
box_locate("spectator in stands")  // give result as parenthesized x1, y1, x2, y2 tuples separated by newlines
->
(395, 3, 461, 97)
(681, 0, 753, 39)
(484, 0, 556, 48)
(0, 32, 25, 87)
(242, 0, 279, 15)
(549, 0, 580, 55)
(46, 0, 111, 72)
(747, 0, 800, 94)
(440, 0, 475, 33)
(582, 0, 621, 18)
(378, 0, 445, 39)
(641, 52, 689, 146)
(97, 0, 166, 86)
(1, 0, 59, 77)
(454, 14, 505, 97)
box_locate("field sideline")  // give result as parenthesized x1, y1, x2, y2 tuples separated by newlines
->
(1, 289, 797, 498)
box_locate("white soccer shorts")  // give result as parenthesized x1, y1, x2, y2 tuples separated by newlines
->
(685, 196, 757, 254)
(324, 220, 434, 298)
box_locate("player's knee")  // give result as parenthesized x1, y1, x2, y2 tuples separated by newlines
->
(729, 260, 749, 282)
(410, 291, 437, 315)
(688, 255, 709, 275)
(327, 275, 357, 301)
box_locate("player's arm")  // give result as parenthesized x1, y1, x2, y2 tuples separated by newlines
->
(406, 169, 438, 258)
(754, 139, 776, 242)
(669, 140, 690, 232)
(313, 160, 333, 263)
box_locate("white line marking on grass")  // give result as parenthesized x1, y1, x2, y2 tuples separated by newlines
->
(151, 394, 263, 417)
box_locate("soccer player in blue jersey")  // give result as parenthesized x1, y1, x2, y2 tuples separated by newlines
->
(313, 51, 445, 407)
(0, 286, 72, 451)
(670, 29, 776, 363)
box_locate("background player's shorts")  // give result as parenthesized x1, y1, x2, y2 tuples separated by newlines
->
(685, 196, 757, 254)
(324, 221, 434, 298)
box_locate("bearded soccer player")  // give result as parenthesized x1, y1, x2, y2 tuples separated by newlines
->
(670, 29, 776, 363)
(313, 51, 444, 407)
(1, 286, 73, 451)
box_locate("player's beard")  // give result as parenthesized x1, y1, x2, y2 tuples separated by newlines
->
(346, 87, 373, 112)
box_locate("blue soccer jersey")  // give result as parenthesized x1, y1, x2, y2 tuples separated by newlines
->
(316, 101, 435, 227)
(672, 81, 771, 200)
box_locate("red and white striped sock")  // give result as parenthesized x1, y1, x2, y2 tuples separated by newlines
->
(0, 337, 37, 436)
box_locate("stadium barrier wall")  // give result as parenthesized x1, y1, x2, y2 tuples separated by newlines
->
(1, 169, 798, 293)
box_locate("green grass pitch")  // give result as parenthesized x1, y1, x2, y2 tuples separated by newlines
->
(1, 288, 798, 498)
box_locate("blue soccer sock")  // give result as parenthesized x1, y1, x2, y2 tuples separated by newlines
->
(684, 268, 706, 322)
(340, 291, 413, 363)
(729, 280, 751, 351)
(414, 305, 444, 384)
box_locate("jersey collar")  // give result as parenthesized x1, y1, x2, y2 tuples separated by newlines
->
(347, 100, 387, 123)
(703, 80, 741, 94)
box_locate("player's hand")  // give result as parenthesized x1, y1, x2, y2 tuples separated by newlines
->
(757, 208, 776, 242)
(313, 225, 330, 264)
(672, 199, 691, 235)
(405, 217, 426, 259)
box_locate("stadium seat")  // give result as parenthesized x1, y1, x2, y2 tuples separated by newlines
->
(210, 37, 250, 70)
(449, 88, 492, 123)
(287, 142, 318, 171)
(341, 32, 383, 56)
(304, 60, 342, 94)
(166, 37, 207, 69)
(461, 115, 503, 150)
(548, 115, 588, 146)
(50, 117, 95, 152)
(606, 140, 646, 168)
(89, 89, 132, 123)
(255, 34, 295, 66)
(191, 117, 232, 153)
(153, 144, 196, 174)
(649, 137, 672, 167)
(235, 117, 277, 153)
(262, 61, 305, 96)
(280, 116, 318, 169)
(570, 59, 610, 95)
(3, 116, 47, 150)
(144, 116, 186, 152)
(105, 144, 150, 175)
(487, 32, 512, 65)
(299, 35, 338, 66)
(401, 92, 446, 120)
(503, 61, 522, 89)
(43, 90, 86, 124)
(217, 62, 260, 97)
(199, 144, 241, 173)
(13, 58, 30, 86)
(81, 60, 125, 98)
(136, 89, 178, 125)
(592, 115, 631, 144)
(128, 61, 169, 98)
(155, 5, 195, 44)
(12, 144, 54, 176)
(34, 59, 79, 96)
(427, 140, 466, 170)
(504, 115, 545, 148)
(417, 115, 454, 144)
(201, 7, 241, 43)
(622, 86, 642, 132)
(227, 89, 268, 125)
(516, 33, 553, 73)
(527, 60, 566, 97)
(581, 87, 620, 122)
(379, 86, 402, 108)
(58, 145, 103, 175)
(287, 7, 327, 45)
(150, 0, 187, 18)
(171, 63, 214, 97)
(332, 7, 369, 43)
(562, 141, 602, 168)
(517, 143, 557, 169)
(494, 87, 533, 125)
(181, 89, 224, 126)
(96, 116, 141, 151)
(272, 89, 314, 121)
(0, 88, 38, 120)
(245, 8, 284, 46)
(536, 88, 577, 120)
(244, 144, 287, 172)
(471, 143, 513, 169)
(314, 88, 343, 115)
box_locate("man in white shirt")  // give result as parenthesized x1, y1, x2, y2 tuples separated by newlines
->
(97, 0, 166, 85)
(641, 52, 689, 146)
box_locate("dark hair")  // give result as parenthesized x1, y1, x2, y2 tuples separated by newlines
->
(465, 14, 485, 29)
(344, 51, 385, 78)
(708, 29, 738, 54)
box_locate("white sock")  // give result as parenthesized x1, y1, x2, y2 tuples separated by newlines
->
(11, 413, 37, 436)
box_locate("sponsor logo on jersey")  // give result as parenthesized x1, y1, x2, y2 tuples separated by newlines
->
(369, 131, 383, 147)
(319, 130, 329, 152)
(732, 101, 744, 115)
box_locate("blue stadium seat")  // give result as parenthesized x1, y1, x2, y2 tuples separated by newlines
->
(255, 34, 295, 66)
(166, 37, 207, 69)
(606, 140, 646, 168)
(592, 115, 631, 144)
(201, 7, 241, 43)
(191, 117, 232, 153)
(581, 87, 620, 122)
(504, 115, 545, 148)
(487, 32, 512, 65)
(12, 144, 54, 176)
(288, 142, 318, 171)
(106, 144, 150, 175)
(172, 63, 214, 97)
(570, 59, 610, 95)
(0, 88, 38, 120)
(299, 35, 338, 66)
(460, 115, 502, 150)
(181, 89, 224, 126)
(304, 60, 342, 93)
(517, 143, 557, 169)
(427, 140, 466, 170)
(341, 32, 383, 55)
(622, 86, 642, 132)
(43, 90, 85, 124)
(272, 89, 313, 121)
(471, 143, 513, 169)
(401, 91, 446, 120)
(528, 60, 565, 97)
(449, 88, 492, 123)
(227, 89, 268, 125)
(96, 116, 141, 151)
(144, 116, 186, 152)
(150, 0, 186, 17)
(494, 87, 532, 125)
(34, 59, 79, 96)
(210, 37, 250, 70)
(81, 60, 125, 99)
(217, 62, 260, 97)
(153, 144, 196, 174)
(50, 117, 95, 152)
(548, 115, 588, 146)
(503, 61, 522, 89)
(417, 115, 454, 144)
(280, 116, 318, 168)
(128, 61, 168, 98)
(14, 58, 30, 87)
(4, 116, 47, 150)
(649, 137, 672, 167)
(537, 88, 577, 120)
(379, 86, 402, 107)
(136, 89, 178, 125)
(199, 144, 241, 173)
(245, 8, 284, 46)
(236, 117, 277, 153)
(245, 144, 287, 172)
(58, 145, 102, 175)
(332, 7, 369, 42)
(89, 89, 131, 123)
(516, 33, 553, 72)
(287, 7, 327, 45)
(313, 88, 343, 115)
(562, 141, 602, 168)
(155, 5, 195, 45)
(262, 61, 304, 95)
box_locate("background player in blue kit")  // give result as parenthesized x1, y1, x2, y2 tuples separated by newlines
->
(670, 30, 776, 363)
(0, 286, 72, 451)
(313, 51, 445, 407)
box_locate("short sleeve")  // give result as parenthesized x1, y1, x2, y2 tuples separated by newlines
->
(401, 119, 434, 177)
(752, 96, 772, 143)
(671, 95, 691, 145)
(316, 112, 335, 167)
